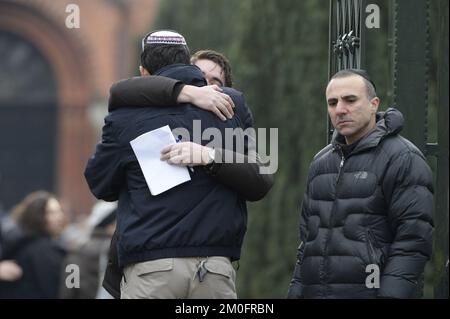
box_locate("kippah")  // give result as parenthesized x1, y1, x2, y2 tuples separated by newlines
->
(142, 30, 187, 50)
(345, 69, 377, 92)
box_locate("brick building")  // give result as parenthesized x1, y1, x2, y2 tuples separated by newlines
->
(0, 0, 159, 217)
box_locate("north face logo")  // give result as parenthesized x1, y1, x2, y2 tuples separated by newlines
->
(354, 171, 368, 179)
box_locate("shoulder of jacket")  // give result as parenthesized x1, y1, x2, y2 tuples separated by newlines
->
(313, 144, 334, 162)
(104, 108, 145, 133)
(381, 135, 426, 162)
(222, 88, 253, 127)
(223, 88, 247, 111)
(222, 87, 244, 98)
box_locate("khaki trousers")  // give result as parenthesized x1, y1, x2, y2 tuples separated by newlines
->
(120, 256, 237, 299)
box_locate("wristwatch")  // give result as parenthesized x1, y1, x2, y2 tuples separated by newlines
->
(204, 148, 221, 175)
(206, 148, 216, 165)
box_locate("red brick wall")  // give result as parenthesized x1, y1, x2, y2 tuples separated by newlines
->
(0, 0, 159, 218)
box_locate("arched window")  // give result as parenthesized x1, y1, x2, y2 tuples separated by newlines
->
(0, 30, 57, 211)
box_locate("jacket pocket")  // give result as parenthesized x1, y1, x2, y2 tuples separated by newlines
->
(204, 257, 235, 280)
(135, 258, 174, 277)
(365, 230, 385, 268)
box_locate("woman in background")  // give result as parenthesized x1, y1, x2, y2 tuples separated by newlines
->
(5, 191, 67, 298)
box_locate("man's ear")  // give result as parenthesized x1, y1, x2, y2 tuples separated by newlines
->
(370, 97, 380, 114)
(139, 66, 150, 76)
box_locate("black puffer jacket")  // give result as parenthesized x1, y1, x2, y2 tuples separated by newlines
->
(288, 108, 434, 299)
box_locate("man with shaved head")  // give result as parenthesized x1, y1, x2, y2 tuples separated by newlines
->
(288, 69, 434, 299)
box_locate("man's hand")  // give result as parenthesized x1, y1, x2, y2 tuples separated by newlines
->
(177, 85, 234, 121)
(0, 260, 23, 282)
(161, 142, 213, 166)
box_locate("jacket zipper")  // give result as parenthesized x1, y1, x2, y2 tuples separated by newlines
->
(336, 155, 345, 185)
(322, 151, 346, 296)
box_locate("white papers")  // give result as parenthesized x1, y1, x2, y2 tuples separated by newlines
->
(130, 125, 191, 196)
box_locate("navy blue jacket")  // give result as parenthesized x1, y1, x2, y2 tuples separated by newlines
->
(84, 64, 252, 267)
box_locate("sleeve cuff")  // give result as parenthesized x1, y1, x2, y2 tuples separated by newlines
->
(172, 82, 185, 104)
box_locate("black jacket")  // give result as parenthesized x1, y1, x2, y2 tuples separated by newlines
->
(288, 108, 434, 299)
(85, 64, 252, 267)
(0, 236, 66, 298)
(102, 229, 121, 299)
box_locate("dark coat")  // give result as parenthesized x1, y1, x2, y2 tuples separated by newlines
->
(102, 229, 121, 299)
(85, 64, 253, 267)
(288, 108, 434, 299)
(0, 236, 65, 299)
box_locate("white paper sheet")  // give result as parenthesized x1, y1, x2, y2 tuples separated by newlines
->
(130, 125, 191, 196)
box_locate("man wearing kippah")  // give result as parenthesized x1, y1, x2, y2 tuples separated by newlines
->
(85, 30, 268, 299)
(288, 69, 434, 299)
